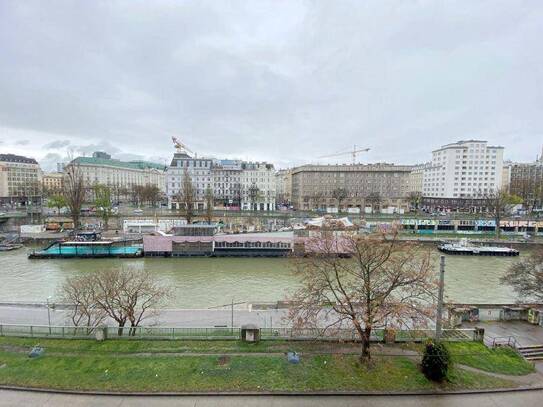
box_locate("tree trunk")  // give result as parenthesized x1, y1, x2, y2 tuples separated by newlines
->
(361, 326, 372, 361)
(117, 321, 126, 337)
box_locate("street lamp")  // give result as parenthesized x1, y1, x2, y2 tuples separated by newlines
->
(46, 296, 53, 334)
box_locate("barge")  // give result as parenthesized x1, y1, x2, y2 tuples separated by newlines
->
(438, 239, 519, 256)
(29, 241, 142, 259)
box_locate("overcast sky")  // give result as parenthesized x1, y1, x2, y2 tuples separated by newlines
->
(1, 0, 542, 171)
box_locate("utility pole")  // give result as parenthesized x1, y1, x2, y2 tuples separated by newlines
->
(46, 296, 52, 334)
(231, 298, 234, 333)
(435, 255, 445, 339)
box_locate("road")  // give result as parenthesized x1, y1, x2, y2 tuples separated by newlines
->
(1, 389, 543, 407)
(0, 304, 290, 328)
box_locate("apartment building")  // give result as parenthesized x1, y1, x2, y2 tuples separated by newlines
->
(275, 169, 292, 206)
(42, 172, 64, 193)
(166, 152, 213, 210)
(0, 154, 42, 205)
(166, 151, 276, 211)
(290, 163, 413, 212)
(240, 162, 276, 211)
(423, 140, 504, 199)
(68, 152, 166, 199)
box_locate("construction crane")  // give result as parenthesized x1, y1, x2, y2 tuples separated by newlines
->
(318, 145, 370, 164)
(171, 136, 194, 155)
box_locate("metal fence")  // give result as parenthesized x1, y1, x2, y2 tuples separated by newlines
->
(0, 323, 477, 342)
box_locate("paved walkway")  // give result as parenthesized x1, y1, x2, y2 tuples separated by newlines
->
(1, 389, 543, 407)
(0, 304, 290, 328)
(463, 321, 543, 347)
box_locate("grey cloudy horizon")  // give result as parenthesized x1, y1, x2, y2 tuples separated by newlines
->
(1, 0, 542, 172)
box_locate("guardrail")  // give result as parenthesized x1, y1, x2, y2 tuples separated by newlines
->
(0, 323, 477, 342)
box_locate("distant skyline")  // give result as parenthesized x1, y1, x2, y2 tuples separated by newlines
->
(1, 1, 543, 171)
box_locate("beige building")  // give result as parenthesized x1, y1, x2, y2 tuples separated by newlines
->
(291, 163, 414, 212)
(0, 154, 42, 205)
(275, 169, 292, 206)
(69, 152, 167, 199)
(42, 172, 64, 193)
(408, 164, 428, 193)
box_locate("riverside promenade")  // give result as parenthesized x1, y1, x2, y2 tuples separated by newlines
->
(0, 303, 290, 328)
(1, 389, 543, 407)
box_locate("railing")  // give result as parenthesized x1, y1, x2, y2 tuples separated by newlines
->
(485, 335, 519, 349)
(0, 324, 476, 342)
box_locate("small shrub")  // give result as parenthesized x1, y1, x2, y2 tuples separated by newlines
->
(421, 340, 451, 381)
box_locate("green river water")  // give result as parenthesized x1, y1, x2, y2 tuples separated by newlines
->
(0, 248, 525, 308)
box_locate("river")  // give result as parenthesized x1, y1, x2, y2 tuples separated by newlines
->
(0, 247, 526, 308)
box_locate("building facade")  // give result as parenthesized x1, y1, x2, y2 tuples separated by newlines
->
(166, 152, 213, 211)
(212, 159, 242, 208)
(166, 151, 276, 211)
(42, 172, 64, 193)
(68, 152, 167, 200)
(508, 160, 543, 210)
(423, 140, 504, 199)
(275, 169, 292, 207)
(290, 163, 413, 212)
(240, 162, 276, 211)
(0, 154, 42, 205)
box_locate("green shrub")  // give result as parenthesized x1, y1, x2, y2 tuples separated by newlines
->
(421, 340, 451, 381)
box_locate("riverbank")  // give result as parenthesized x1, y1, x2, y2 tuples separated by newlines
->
(0, 338, 536, 393)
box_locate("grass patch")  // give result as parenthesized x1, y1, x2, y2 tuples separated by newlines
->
(0, 350, 515, 392)
(0, 337, 359, 355)
(446, 342, 535, 376)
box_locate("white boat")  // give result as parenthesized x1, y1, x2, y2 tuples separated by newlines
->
(438, 239, 519, 256)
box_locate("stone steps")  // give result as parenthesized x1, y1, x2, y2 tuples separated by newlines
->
(517, 345, 543, 361)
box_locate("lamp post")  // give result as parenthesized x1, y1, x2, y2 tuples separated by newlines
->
(46, 296, 52, 334)
(435, 256, 446, 339)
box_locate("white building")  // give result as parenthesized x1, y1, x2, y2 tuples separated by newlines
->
(240, 162, 276, 211)
(69, 152, 167, 198)
(166, 150, 276, 211)
(0, 154, 42, 205)
(166, 152, 213, 211)
(423, 140, 504, 198)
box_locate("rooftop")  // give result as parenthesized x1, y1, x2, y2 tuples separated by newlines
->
(72, 156, 166, 171)
(0, 154, 38, 165)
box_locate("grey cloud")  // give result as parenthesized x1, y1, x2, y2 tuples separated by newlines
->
(15, 139, 29, 145)
(43, 139, 71, 149)
(1, 1, 542, 166)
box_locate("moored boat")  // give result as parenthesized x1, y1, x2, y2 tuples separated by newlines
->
(438, 239, 519, 256)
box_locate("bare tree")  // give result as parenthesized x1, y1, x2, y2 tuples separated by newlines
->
(331, 188, 348, 212)
(63, 158, 86, 231)
(366, 192, 382, 213)
(204, 186, 214, 224)
(408, 191, 422, 212)
(289, 232, 437, 362)
(177, 168, 195, 223)
(501, 248, 543, 302)
(248, 184, 260, 211)
(482, 188, 523, 237)
(61, 267, 170, 336)
(61, 275, 107, 332)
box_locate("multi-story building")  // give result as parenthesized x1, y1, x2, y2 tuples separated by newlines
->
(166, 150, 276, 211)
(0, 154, 42, 205)
(290, 163, 413, 212)
(212, 159, 242, 208)
(408, 164, 428, 194)
(42, 172, 64, 193)
(507, 155, 543, 210)
(422, 140, 504, 199)
(166, 151, 213, 210)
(68, 152, 167, 200)
(275, 169, 292, 206)
(240, 162, 276, 211)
